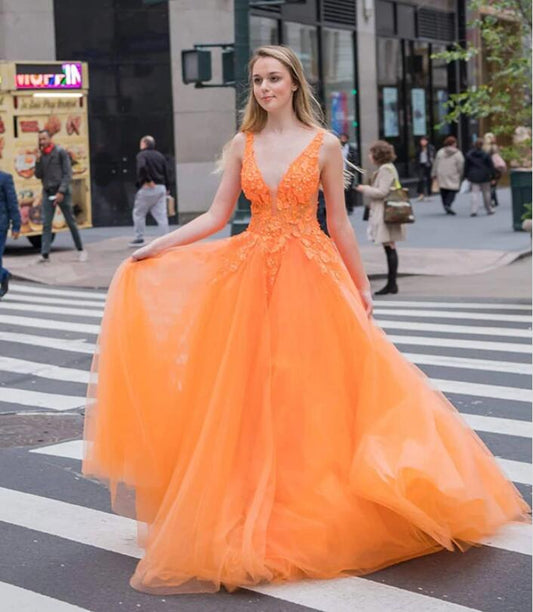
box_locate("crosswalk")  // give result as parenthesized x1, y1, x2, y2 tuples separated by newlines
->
(0, 281, 531, 612)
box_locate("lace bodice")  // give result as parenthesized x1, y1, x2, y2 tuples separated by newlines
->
(217, 129, 346, 293)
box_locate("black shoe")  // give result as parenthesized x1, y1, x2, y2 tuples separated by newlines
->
(470, 213, 477, 217)
(374, 284, 398, 296)
(445, 208, 456, 215)
(128, 238, 145, 248)
(0, 272, 11, 298)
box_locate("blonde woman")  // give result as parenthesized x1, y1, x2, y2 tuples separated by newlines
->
(357, 140, 405, 295)
(83, 45, 528, 595)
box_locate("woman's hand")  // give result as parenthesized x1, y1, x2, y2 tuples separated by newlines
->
(359, 287, 373, 318)
(356, 184, 366, 193)
(131, 244, 158, 261)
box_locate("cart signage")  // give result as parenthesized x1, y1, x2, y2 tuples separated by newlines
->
(15, 63, 83, 90)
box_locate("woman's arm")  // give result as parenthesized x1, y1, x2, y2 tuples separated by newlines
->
(320, 133, 372, 316)
(132, 133, 246, 260)
(357, 167, 394, 200)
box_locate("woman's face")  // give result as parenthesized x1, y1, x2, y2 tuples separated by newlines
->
(252, 57, 296, 113)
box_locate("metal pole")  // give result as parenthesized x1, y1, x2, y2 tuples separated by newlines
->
(231, 0, 252, 235)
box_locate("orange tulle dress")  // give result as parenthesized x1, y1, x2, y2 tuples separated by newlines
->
(83, 129, 529, 594)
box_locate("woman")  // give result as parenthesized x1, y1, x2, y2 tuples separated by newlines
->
(357, 141, 405, 295)
(415, 136, 436, 200)
(483, 132, 506, 207)
(465, 138, 496, 216)
(83, 45, 528, 595)
(432, 135, 465, 215)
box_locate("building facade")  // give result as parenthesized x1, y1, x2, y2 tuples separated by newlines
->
(0, 0, 464, 224)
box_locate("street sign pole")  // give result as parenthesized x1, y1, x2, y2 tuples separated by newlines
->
(231, 0, 252, 234)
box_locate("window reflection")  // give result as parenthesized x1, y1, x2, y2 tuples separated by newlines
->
(250, 16, 279, 51)
(283, 22, 319, 86)
(323, 29, 356, 145)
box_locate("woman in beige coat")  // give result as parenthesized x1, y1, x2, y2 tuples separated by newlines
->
(432, 135, 464, 215)
(357, 141, 406, 295)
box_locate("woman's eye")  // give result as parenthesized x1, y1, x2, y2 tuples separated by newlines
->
(270, 76, 279, 82)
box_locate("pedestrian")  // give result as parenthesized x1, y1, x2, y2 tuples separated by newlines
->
(129, 135, 170, 248)
(35, 129, 87, 263)
(465, 138, 496, 217)
(357, 140, 405, 295)
(432, 135, 465, 215)
(83, 44, 528, 595)
(0, 169, 21, 297)
(483, 132, 506, 207)
(415, 135, 435, 200)
(339, 132, 358, 214)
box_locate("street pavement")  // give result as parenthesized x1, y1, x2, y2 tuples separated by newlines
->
(0, 280, 531, 612)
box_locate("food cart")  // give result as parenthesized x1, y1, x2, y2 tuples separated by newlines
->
(0, 61, 91, 247)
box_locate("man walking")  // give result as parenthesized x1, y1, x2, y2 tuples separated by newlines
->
(35, 129, 87, 262)
(129, 135, 170, 247)
(0, 169, 21, 297)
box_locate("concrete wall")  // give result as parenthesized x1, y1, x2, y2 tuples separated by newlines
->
(0, 0, 55, 60)
(168, 0, 235, 220)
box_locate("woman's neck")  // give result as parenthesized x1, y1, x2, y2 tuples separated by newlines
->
(264, 107, 301, 134)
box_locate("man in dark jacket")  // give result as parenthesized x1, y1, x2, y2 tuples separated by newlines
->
(35, 129, 87, 262)
(129, 135, 170, 247)
(465, 138, 495, 216)
(0, 169, 21, 297)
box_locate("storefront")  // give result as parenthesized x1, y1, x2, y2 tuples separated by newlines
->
(375, 1, 457, 177)
(250, 1, 360, 157)
(0, 61, 92, 247)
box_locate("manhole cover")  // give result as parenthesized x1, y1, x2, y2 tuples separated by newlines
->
(0, 413, 84, 448)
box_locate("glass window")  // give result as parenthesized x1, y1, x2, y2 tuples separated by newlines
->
(283, 22, 319, 87)
(431, 44, 451, 144)
(377, 38, 405, 170)
(250, 16, 279, 51)
(322, 28, 357, 147)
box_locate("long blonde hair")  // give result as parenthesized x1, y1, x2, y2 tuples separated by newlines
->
(215, 45, 323, 172)
(239, 45, 324, 133)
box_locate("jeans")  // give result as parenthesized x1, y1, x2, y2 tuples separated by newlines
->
(41, 187, 83, 256)
(470, 182, 492, 214)
(417, 164, 432, 196)
(133, 184, 169, 240)
(440, 188, 458, 211)
(0, 227, 8, 282)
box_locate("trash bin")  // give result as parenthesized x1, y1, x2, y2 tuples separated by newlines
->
(510, 169, 532, 231)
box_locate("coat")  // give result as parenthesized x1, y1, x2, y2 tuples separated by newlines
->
(0, 170, 21, 232)
(464, 149, 495, 184)
(35, 145, 72, 194)
(360, 164, 406, 244)
(415, 144, 436, 167)
(432, 146, 465, 191)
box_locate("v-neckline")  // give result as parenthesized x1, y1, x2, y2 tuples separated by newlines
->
(251, 130, 322, 198)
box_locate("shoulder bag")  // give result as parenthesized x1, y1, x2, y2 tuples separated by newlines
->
(382, 164, 415, 224)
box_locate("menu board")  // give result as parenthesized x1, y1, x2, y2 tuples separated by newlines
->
(10, 95, 91, 234)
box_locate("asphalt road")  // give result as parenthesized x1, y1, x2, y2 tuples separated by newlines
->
(0, 280, 531, 612)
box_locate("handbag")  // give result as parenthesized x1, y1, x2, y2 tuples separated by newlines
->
(382, 164, 415, 224)
(459, 179, 471, 194)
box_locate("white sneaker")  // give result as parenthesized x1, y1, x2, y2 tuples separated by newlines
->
(78, 249, 88, 262)
(37, 255, 50, 264)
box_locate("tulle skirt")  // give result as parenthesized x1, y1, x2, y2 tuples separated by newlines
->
(83, 231, 529, 594)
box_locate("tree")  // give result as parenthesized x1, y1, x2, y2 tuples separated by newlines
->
(432, 0, 532, 164)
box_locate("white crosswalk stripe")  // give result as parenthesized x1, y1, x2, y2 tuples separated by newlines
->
(0, 284, 531, 612)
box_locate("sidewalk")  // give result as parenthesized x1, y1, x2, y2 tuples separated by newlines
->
(3, 187, 531, 289)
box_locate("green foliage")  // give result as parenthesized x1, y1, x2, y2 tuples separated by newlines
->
(521, 203, 532, 221)
(432, 0, 532, 162)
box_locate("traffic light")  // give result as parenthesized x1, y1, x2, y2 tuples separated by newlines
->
(181, 49, 212, 85)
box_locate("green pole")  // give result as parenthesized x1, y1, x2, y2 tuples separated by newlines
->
(231, 0, 251, 235)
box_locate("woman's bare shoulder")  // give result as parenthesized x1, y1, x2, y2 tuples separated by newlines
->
(321, 130, 342, 150)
